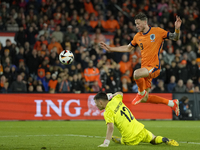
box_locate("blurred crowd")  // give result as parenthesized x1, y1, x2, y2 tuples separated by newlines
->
(0, 0, 200, 94)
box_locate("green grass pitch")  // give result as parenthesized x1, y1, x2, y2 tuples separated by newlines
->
(0, 120, 200, 150)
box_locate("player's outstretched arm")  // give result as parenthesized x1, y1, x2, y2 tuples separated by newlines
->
(107, 92, 123, 100)
(168, 16, 182, 41)
(112, 92, 123, 97)
(100, 42, 134, 53)
(98, 123, 114, 147)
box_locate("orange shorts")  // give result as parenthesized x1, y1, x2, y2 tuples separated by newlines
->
(143, 66, 160, 89)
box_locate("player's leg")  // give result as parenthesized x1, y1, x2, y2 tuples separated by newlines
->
(133, 68, 149, 94)
(132, 76, 171, 106)
(132, 67, 164, 104)
(146, 94, 180, 116)
(140, 89, 179, 116)
(143, 75, 179, 116)
(151, 136, 179, 146)
(141, 87, 175, 106)
(132, 67, 149, 104)
(132, 68, 180, 116)
(143, 128, 179, 146)
(142, 90, 179, 116)
(113, 129, 148, 145)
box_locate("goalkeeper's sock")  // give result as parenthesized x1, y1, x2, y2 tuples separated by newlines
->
(155, 136, 164, 144)
(162, 137, 170, 143)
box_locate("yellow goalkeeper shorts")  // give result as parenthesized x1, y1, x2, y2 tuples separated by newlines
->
(121, 128, 153, 145)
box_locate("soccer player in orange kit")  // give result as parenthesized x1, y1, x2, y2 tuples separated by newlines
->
(100, 13, 182, 116)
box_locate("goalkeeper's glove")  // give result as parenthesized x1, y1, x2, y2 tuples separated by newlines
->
(107, 93, 113, 101)
(98, 139, 110, 147)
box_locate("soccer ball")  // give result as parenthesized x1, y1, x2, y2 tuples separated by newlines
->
(59, 50, 74, 65)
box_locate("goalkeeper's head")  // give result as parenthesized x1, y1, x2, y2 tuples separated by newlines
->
(94, 92, 109, 110)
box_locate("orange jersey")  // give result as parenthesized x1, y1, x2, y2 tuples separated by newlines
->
(130, 27, 169, 69)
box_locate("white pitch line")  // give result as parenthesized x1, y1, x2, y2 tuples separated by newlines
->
(0, 134, 105, 139)
(179, 141, 200, 145)
(2, 126, 200, 128)
(0, 134, 200, 145)
(149, 126, 200, 128)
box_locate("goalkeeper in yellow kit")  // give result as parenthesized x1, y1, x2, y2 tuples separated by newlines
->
(94, 92, 179, 147)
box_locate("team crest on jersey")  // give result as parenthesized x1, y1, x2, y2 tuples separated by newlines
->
(150, 34, 155, 42)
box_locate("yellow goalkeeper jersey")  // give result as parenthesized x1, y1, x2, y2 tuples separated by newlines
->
(104, 94, 144, 143)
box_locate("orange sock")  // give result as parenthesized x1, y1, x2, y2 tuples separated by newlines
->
(135, 78, 146, 92)
(146, 95, 169, 105)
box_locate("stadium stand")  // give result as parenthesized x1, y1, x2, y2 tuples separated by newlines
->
(0, 0, 200, 94)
